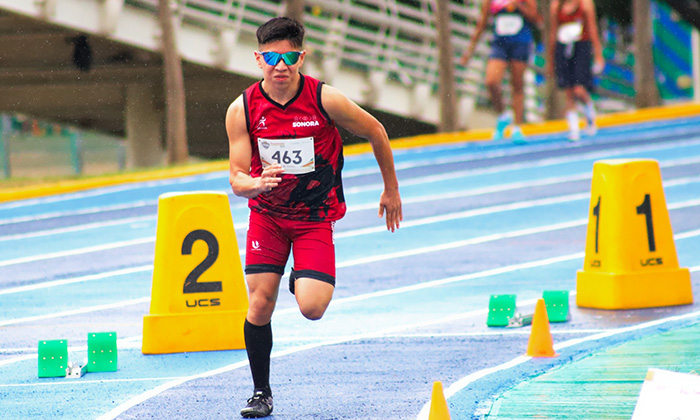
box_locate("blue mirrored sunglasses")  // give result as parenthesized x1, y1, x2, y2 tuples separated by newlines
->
(257, 51, 303, 66)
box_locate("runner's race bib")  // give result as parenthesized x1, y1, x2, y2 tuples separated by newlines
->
(557, 21, 583, 44)
(495, 14, 523, 36)
(258, 137, 315, 175)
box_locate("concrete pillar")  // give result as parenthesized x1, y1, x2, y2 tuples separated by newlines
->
(98, 0, 125, 35)
(457, 95, 475, 130)
(435, 0, 458, 133)
(633, 0, 660, 108)
(37, 0, 57, 18)
(125, 84, 164, 168)
(409, 83, 432, 119)
(363, 71, 387, 106)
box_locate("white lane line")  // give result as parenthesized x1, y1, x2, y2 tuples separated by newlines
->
(0, 337, 143, 367)
(0, 215, 155, 242)
(0, 298, 150, 327)
(3, 138, 700, 226)
(0, 237, 154, 268)
(1, 174, 584, 241)
(3, 179, 700, 270)
(676, 228, 700, 239)
(0, 128, 681, 211)
(414, 263, 700, 420)
(346, 131, 700, 185)
(0, 200, 161, 226)
(92, 304, 518, 420)
(348, 172, 592, 212)
(0, 355, 34, 367)
(0, 328, 605, 370)
(416, 311, 700, 420)
(4, 205, 700, 300)
(7, 252, 700, 418)
(0, 220, 585, 298)
(272, 329, 609, 342)
(0, 172, 227, 210)
(331, 252, 584, 303)
(0, 377, 186, 387)
(0, 266, 151, 296)
(1, 252, 576, 326)
(3, 173, 590, 239)
(5, 166, 700, 243)
(415, 328, 610, 336)
(5, 198, 589, 268)
(95, 291, 700, 420)
(346, 142, 700, 193)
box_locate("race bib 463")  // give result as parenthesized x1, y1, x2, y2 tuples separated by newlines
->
(258, 137, 315, 175)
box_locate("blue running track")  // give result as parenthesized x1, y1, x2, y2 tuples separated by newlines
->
(1, 115, 700, 419)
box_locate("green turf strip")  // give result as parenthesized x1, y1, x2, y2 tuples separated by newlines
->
(486, 323, 700, 419)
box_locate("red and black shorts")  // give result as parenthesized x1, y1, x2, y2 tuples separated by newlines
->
(245, 211, 336, 288)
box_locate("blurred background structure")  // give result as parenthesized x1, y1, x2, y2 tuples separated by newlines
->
(0, 0, 698, 179)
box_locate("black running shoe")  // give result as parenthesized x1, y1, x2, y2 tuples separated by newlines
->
(240, 390, 273, 418)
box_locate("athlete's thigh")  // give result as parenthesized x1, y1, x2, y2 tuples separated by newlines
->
(245, 211, 292, 276)
(508, 59, 529, 91)
(290, 220, 336, 281)
(288, 220, 336, 316)
(485, 58, 508, 86)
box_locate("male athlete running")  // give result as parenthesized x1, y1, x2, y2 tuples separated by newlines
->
(226, 16, 402, 418)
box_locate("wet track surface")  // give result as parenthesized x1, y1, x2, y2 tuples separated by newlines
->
(1, 115, 700, 419)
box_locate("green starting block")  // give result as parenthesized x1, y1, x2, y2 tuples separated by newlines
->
(543, 290, 571, 323)
(38, 339, 68, 378)
(487, 294, 517, 327)
(87, 332, 118, 372)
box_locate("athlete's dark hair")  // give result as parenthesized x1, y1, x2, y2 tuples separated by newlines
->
(256, 17, 305, 49)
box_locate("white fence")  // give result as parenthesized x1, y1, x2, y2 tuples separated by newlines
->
(125, 0, 541, 122)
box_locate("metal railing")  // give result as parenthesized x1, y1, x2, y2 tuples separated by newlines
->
(0, 114, 126, 179)
(125, 0, 496, 104)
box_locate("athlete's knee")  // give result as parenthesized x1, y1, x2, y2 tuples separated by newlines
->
(511, 78, 525, 93)
(293, 276, 334, 320)
(298, 300, 329, 320)
(485, 77, 501, 92)
(248, 293, 276, 319)
(573, 85, 589, 101)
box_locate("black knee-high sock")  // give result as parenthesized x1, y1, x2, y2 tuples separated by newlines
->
(244, 319, 273, 394)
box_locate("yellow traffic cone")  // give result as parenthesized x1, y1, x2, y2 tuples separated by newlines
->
(577, 159, 692, 309)
(526, 298, 558, 357)
(428, 381, 451, 420)
(142, 192, 249, 354)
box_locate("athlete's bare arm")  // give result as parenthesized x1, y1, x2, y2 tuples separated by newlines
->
(226, 95, 283, 198)
(583, 0, 604, 72)
(460, 0, 491, 66)
(547, 0, 561, 77)
(515, 0, 543, 26)
(320, 84, 402, 232)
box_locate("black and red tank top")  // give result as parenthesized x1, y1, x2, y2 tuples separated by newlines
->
(243, 74, 346, 222)
(557, 1, 591, 42)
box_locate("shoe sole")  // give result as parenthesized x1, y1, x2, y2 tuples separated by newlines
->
(241, 410, 272, 418)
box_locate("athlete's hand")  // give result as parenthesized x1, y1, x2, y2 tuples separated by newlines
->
(378, 188, 402, 232)
(592, 55, 605, 75)
(256, 164, 283, 195)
